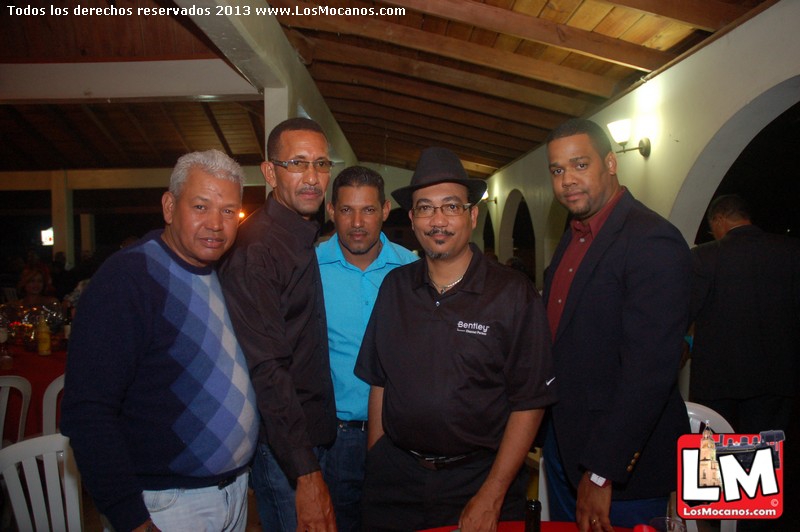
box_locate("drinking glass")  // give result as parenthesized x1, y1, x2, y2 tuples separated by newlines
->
(648, 517, 687, 532)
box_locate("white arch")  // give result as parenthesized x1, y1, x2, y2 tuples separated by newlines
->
(671, 75, 800, 240)
(496, 189, 527, 264)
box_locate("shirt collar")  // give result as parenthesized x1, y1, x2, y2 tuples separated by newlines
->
(265, 192, 319, 246)
(413, 243, 486, 295)
(318, 233, 405, 272)
(570, 186, 625, 240)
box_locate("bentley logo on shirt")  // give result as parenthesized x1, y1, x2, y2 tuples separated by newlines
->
(457, 320, 490, 336)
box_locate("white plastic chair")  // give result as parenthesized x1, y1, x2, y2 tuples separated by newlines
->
(538, 454, 551, 521)
(682, 401, 736, 532)
(0, 375, 31, 448)
(685, 401, 735, 434)
(0, 433, 83, 531)
(42, 374, 65, 435)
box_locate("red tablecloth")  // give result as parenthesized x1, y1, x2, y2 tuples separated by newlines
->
(1, 343, 67, 442)
(421, 522, 633, 532)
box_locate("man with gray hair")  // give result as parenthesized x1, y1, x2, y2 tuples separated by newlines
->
(62, 149, 258, 532)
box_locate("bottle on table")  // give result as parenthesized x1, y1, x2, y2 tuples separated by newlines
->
(36, 314, 51, 356)
(61, 309, 71, 350)
(525, 498, 541, 532)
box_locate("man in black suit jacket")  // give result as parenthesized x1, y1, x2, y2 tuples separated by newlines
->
(542, 119, 691, 531)
(689, 194, 800, 434)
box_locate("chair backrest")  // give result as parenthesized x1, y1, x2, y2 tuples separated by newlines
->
(538, 454, 551, 521)
(685, 401, 735, 434)
(0, 433, 83, 532)
(0, 375, 32, 447)
(43, 374, 66, 435)
(683, 402, 737, 532)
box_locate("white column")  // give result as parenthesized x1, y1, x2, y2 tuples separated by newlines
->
(50, 170, 75, 268)
(264, 87, 290, 144)
(79, 214, 95, 260)
(262, 88, 290, 197)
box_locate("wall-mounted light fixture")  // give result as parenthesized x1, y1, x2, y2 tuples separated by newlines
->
(607, 119, 651, 157)
(481, 191, 496, 204)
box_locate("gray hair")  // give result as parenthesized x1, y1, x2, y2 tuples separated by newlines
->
(169, 149, 245, 197)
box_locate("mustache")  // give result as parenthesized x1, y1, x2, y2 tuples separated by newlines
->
(297, 186, 322, 196)
(425, 228, 455, 237)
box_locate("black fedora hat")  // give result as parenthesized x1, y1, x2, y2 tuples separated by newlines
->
(392, 147, 487, 211)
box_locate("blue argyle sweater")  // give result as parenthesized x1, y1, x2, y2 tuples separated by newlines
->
(61, 230, 258, 532)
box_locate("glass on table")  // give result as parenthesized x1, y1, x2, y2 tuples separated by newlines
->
(648, 517, 687, 532)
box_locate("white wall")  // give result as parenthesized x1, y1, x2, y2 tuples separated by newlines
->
(361, 162, 413, 211)
(485, 0, 800, 287)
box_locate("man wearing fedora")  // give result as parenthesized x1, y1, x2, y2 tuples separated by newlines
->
(355, 147, 556, 531)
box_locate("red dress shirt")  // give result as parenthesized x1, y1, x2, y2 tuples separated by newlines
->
(547, 187, 625, 339)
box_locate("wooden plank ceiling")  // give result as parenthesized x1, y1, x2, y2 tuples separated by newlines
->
(0, 0, 771, 177)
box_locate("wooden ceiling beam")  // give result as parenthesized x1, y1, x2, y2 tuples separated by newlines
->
(277, 10, 618, 98)
(159, 103, 192, 153)
(318, 81, 547, 142)
(310, 63, 567, 131)
(201, 103, 233, 157)
(610, 0, 750, 32)
(378, 0, 675, 71)
(47, 105, 110, 167)
(328, 98, 532, 152)
(5, 106, 73, 169)
(0, 127, 39, 171)
(123, 105, 164, 163)
(296, 36, 592, 116)
(246, 111, 266, 161)
(335, 114, 521, 160)
(81, 104, 133, 166)
(339, 127, 511, 171)
(345, 132, 498, 176)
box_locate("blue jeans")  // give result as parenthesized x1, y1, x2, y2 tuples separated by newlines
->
(139, 472, 249, 531)
(543, 429, 668, 528)
(320, 422, 367, 532)
(250, 442, 329, 531)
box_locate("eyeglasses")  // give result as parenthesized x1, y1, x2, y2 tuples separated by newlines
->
(412, 203, 473, 218)
(270, 159, 335, 173)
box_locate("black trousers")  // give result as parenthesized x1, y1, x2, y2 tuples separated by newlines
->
(362, 435, 528, 531)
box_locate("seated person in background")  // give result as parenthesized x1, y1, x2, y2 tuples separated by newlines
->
(13, 267, 59, 309)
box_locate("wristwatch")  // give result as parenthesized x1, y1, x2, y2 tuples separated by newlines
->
(588, 472, 610, 488)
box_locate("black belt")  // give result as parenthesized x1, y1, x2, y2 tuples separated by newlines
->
(216, 475, 238, 489)
(406, 449, 490, 471)
(338, 419, 368, 431)
(212, 468, 247, 490)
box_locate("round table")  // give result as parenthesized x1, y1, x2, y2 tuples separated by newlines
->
(0, 343, 67, 442)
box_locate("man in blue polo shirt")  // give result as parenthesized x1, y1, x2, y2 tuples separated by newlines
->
(316, 165, 418, 531)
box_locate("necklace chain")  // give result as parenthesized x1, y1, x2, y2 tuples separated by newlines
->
(428, 271, 465, 294)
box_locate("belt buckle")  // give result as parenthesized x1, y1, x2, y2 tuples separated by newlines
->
(338, 419, 368, 431)
(410, 450, 462, 471)
(217, 475, 237, 489)
(421, 457, 442, 471)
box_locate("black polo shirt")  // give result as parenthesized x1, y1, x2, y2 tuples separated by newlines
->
(355, 243, 556, 456)
(218, 193, 336, 481)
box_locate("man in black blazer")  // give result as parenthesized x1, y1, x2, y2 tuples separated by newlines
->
(689, 194, 800, 434)
(542, 119, 691, 531)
